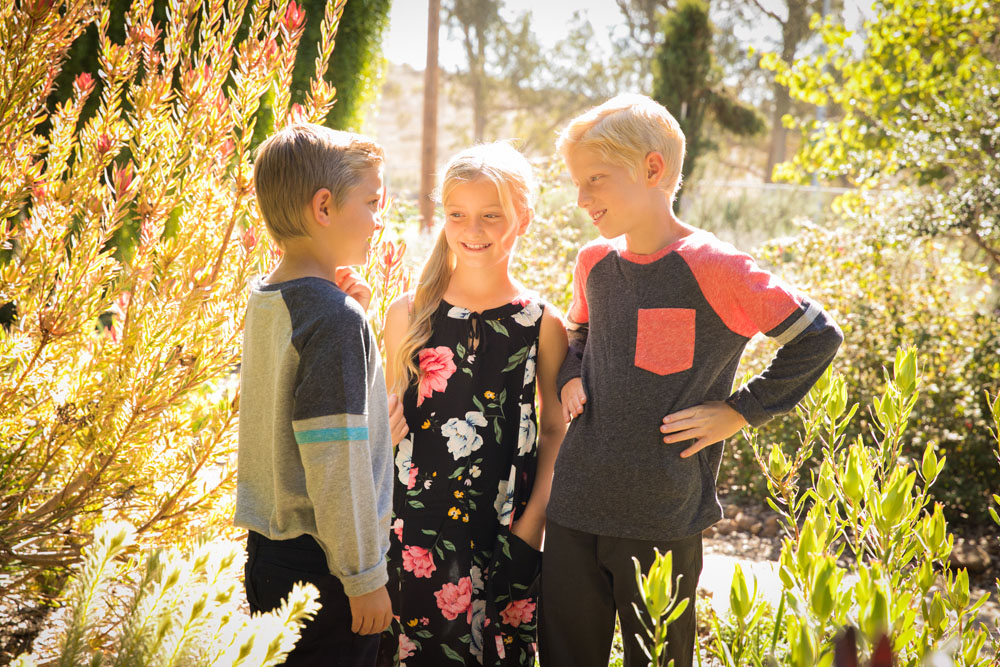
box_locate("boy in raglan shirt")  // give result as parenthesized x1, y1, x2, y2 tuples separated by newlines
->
(538, 95, 843, 667)
(235, 123, 406, 666)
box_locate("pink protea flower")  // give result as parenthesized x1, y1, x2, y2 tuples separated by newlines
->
(402, 546, 436, 579)
(499, 599, 536, 627)
(392, 518, 403, 541)
(416, 346, 456, 406)
(434, 576, 472, 621)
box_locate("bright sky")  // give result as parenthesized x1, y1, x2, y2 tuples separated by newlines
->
(383, 1, 627, 70)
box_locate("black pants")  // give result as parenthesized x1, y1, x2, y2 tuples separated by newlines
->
(538, 521, 702, 667)
(245, 531, 379, 667)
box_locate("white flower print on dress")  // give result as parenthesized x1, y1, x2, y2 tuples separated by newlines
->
(447, 306, 471, 320)
(442, 411, 487, 460)
(511, 301, 542, 328)
(395, 435, 414, 485)
(516, 402, 536, 456)
(494, 465, 516, 526)
(522, 343, 537, 387)
(470, 565, 484, 593)
(469, 598, 487, 663)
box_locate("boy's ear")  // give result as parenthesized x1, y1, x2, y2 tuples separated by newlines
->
(310, 188, 334, 227)
(643, 151, 667, 187)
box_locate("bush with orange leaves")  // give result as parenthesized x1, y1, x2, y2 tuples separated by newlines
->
(0, 0, 410, 600)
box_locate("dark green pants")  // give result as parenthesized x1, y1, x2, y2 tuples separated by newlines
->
(538, 521, 702, 667)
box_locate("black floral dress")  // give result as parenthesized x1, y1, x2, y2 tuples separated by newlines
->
(377, 294, 545, 667)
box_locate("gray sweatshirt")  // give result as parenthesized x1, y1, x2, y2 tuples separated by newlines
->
(234, 277, 393, 597)
(549, 231, 843, 541)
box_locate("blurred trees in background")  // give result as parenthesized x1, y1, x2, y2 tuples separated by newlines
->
(652, 0, 764, 197)
(762, 0, 1000, 269)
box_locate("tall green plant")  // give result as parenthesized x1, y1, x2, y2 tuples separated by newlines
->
(704, 348, 995, 665)
(11, 522, 320, 665)
(652, 0, 764, 190)
(294, 0, 390, 132)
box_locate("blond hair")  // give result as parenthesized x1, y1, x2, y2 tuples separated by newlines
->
(253, 123, 384, 243)
(557, 93, 686, 201)
(391, 142, 535, 395)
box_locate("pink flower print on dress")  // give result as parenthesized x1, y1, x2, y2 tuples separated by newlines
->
(401, 546, 437, 578)
(392, 518, 403, 541)
(499, 599, 536, 627)
(434, 576, 473, 620)
(416, 346, 456, 406)
(398, 634, 416, 660)
(407, 465, 418, 490)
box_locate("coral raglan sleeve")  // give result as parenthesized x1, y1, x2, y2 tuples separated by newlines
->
(718, 250, 845, 427)
(291, 312, 388, 597)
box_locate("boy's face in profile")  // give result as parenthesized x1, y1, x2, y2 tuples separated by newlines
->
(565, 146, 650, 240)
(321, 166, 385, 267)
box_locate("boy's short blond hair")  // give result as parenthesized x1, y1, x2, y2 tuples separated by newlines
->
(557, 94, 686, 201)
(253, 123, 384, 243)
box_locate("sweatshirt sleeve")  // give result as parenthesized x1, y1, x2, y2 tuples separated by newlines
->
(291, 307, 388, 597)
(725, 294, 844, 428)
(556, 246, 593, 395)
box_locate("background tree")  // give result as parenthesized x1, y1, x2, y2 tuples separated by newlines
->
(761, 0, 1000, 268)
(420, 0, 441, 230)
(733, 0, 832, 181)
(294, 0, 391, 132)
(443, 0, 501, 142)
(652, 0, 764, 196)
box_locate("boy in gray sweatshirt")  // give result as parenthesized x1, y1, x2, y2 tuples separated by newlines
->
(235, 123, 405, 665)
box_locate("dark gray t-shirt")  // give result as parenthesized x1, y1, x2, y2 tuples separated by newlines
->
(548, 231, 843, 541)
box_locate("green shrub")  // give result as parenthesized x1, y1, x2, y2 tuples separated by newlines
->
(722, 200, 1000, 523)
(700, 348, 996, 665)
(12, 522, 319, 665)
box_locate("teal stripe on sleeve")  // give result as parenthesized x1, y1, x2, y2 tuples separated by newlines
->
(295, 426, 369, 444)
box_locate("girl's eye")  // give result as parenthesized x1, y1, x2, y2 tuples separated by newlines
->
(589, 175, 601, 183)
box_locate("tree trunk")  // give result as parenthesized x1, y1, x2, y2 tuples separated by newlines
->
(420, 0, 441, 230)
(766, 83, 791, 182)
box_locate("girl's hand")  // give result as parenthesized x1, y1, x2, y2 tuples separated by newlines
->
(510, 512, 544, 551)
(661, 401, 748, 458)
(560, 377, 587, 423)
(335, 266, 372, 312)
(388, 392, 408, 446)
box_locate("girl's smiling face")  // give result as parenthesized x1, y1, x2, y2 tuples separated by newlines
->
(443, 178, 529, 271)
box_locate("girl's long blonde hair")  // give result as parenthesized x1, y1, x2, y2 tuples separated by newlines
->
(391, 142, 536, 396)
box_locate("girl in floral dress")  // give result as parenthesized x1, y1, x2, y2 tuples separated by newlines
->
(376, 143, 568, 666)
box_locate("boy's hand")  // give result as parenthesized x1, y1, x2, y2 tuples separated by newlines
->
(661, 401, 748, 458)
(560, 377, 587, 423)
(348, 585, 392, 635)
(335, 266, 372, 312)
(388, 392, 408, 445)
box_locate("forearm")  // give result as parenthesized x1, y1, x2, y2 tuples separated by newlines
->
(729, 305, 844, 426)
(555, 320, 588, 394)
(303, 442, 389, 597)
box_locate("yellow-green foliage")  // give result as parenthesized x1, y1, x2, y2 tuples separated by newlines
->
(705, 349, 996, 666)
(12, 522, 320, 665)
(725, 197, 1000, 521)
(0, 0, 397, 594)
